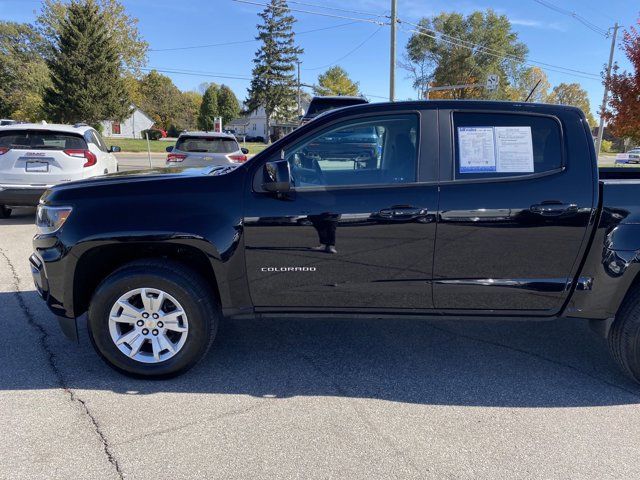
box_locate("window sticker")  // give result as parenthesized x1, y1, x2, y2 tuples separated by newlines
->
(458, 126, 534, 174)
(458, 127, 496, 173)
(494, 126, 534, 173)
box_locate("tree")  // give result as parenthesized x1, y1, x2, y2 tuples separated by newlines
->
(507, 66, 552, 103)
(197, 84, 219, 131)
(246, 0, 303, 143)
(138, 70, 183, 130)
(604, 18, 640, 143)
(0, 22, 50, 121)
(402, 10, 528, 99)
(36, 0, 147, 73)
(217, 85, 240, 126)
(550, 82, 597, 126)
(314, 66, 360, 96)
(179, 91, 202, 130)
(43, 0, 129, 125)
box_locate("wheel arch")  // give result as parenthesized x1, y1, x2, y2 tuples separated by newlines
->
(72, 241, 223, 319)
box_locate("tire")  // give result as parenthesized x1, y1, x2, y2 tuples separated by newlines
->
(0, 205, 12, 218)
(88, 259, 219, 378)
(608, 284, 640, 383)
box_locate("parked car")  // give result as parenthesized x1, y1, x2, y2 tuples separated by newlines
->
(0, 123, 119, 217)
(627, 148, 640, 163)
(300, 96, 369, 125)
(165, 131, 249, 167)
(0, 119, 17, 126)
(31, 100, 640, 384)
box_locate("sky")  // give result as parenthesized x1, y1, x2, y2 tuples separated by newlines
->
(1, 0, 637, 118)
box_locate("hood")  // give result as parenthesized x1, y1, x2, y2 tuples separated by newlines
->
(50, 164, 240, 190)
(40, 164, 243, 204)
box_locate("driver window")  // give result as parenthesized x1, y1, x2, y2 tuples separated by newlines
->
(285, 114, 419, 188)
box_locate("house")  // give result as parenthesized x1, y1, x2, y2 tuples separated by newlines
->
(226, 102, 308, 142)
(99, 106, 155, 139)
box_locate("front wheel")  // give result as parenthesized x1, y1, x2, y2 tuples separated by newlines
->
(608, 285, 640, 384)
(88, 260, 219, 378)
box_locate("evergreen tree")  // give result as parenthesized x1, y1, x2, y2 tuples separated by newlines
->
(217, 85, 240, 126)
(43, 0, 129, 124)
(246, 0, 302, 143)
(197, 84, 219, 131)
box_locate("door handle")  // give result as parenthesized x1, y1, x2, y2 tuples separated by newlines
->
(378, 207, 428, 219)
(530, 202, 578, 216)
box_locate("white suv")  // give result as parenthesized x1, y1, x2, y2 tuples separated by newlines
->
(0, 123, 120, 217)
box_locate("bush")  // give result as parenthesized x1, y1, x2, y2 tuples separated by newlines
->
(167, 125, 182, 138)
(142, 129, 162, 140)
(601, 140, 614, 153)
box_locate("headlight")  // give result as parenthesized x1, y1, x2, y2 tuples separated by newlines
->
(36, 205, 73, 234)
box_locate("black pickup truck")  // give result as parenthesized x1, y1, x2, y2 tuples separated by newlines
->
(30, 101, 640, 381)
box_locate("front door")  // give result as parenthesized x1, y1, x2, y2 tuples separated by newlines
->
(433, 109, 595, 313)
(243, 111, 439, 311)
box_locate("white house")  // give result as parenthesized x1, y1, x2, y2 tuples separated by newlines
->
(226, 101, 309, 141)
(100, 106, 155, 139)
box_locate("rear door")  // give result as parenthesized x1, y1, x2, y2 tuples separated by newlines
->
(433, 109, 595, 313)
(0, 129, 89, 186)
(243, 109, 439, 311)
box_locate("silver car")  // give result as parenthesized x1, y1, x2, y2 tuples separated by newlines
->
(166, 132, 249, 167)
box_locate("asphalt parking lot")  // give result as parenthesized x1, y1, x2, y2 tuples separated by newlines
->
(2, 207, 640, 479)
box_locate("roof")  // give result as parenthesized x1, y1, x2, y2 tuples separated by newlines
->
(179, 131, 236, 138)
(0, 122, 94, 134)
(226, 117, 250, 127)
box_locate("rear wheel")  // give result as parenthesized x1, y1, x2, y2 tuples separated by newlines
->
(0, 205, 12, 218)
(88, 260, 219, 378)
(608, 285, 640, 384)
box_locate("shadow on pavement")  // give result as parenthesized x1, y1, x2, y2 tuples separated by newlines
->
(0, 207, 36, 226)
(2, 289, 640, 408)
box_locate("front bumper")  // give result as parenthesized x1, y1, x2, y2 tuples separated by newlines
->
(0, 186, 48, 207)
(29, 251, 78, 342)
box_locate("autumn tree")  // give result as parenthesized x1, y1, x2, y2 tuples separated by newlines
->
(402, 10, 527, 99)
(551, 82, 597, 126)
(138, 70, 183, 130)
(0, 22, 50, 121)
(505, 66, 552, 103)
(246, 0, 302, 143)
(604, 17, 640, 142)
(314, 66, 360, 96)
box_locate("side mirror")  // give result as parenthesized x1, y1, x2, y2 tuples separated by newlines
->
(241, 147, 249, 155)
(109, 146, 121, 153)
(262, 160, 291, 193)
(165, 145, 174, 152)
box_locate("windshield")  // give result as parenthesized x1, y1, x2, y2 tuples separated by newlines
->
(0, 130, 87, 150)
(175, 136, 239, 153)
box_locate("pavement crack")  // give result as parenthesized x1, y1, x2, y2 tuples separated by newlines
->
(427, 323, 640, 399)
(0, 249, 124, 480)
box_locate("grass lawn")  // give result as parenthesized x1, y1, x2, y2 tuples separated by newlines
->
(105, 137, 269, 155)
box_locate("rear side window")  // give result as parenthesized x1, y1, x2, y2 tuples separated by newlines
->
(453, 113, 563, 179)
(175, 136, 239, 153)
(0, 130, 88, 150)
(306, 98, 367, 117)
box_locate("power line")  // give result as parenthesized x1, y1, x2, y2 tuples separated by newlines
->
(532, 0, 608, 36)
(233, 0, 388, 26)
(150, 21, 362, 52)
(287, 0, 388, 18)
(304, 25, 383, 70)
(400, 20, 601, 80)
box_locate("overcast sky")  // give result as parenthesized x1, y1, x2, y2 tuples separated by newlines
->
(2, 0, 637, 118)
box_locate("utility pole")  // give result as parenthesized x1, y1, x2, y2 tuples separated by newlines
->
(389, 0, 397, 102)
(596, 22, 619, 156)
(297, 60, 302, 116)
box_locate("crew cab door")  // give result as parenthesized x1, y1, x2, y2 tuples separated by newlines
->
(433, 109, 595, 313)
(243, 109, 439, 311)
